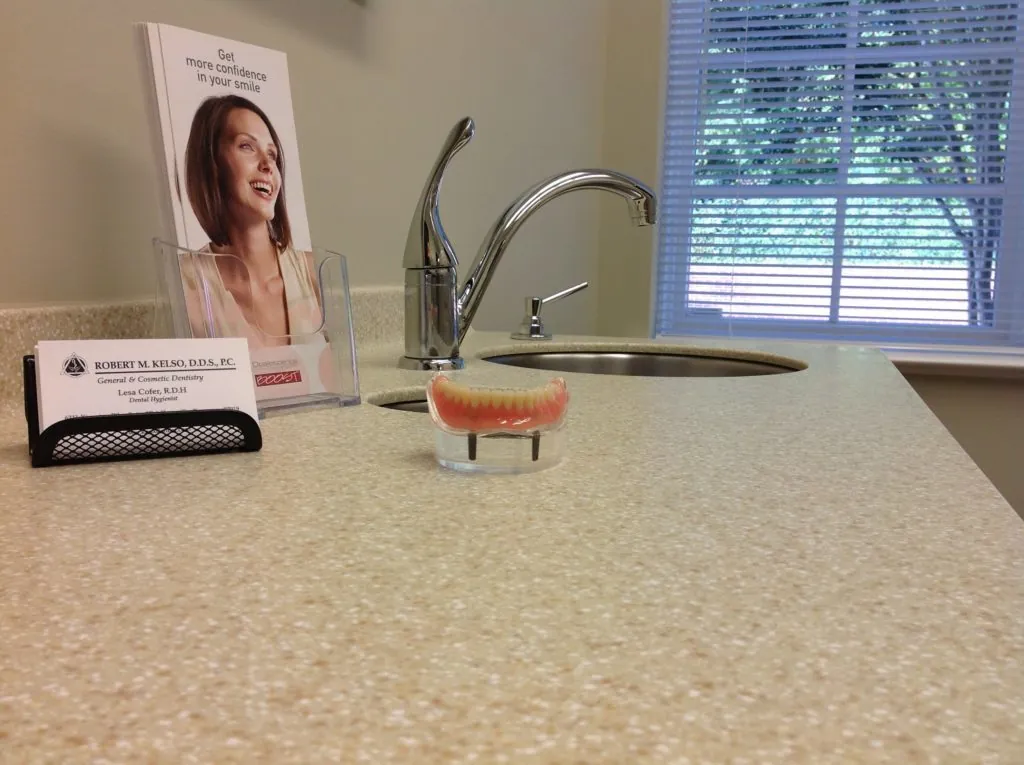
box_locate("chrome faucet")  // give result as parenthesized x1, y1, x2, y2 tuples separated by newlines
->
(400, 117, 658, 370)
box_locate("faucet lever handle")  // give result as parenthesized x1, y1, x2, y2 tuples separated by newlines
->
(402, 117, 476, 271)
(512, 281, 589, 341)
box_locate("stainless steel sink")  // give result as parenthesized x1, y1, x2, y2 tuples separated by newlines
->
(482, 350, 802, 377)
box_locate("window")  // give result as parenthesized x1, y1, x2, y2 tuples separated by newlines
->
(656, 0, 1024, 348)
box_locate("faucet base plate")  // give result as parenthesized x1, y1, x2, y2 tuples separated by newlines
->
(399, 356, 466, 372)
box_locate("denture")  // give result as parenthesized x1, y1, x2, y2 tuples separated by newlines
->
(426, 375, 569, 433)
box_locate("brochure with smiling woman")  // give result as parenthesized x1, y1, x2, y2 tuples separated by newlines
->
(135, 22, 359, 416)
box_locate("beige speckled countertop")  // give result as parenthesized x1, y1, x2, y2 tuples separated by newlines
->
(1, 331, 1023, 763)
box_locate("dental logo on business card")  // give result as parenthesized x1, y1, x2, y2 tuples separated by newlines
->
(60, 353, 89, 377)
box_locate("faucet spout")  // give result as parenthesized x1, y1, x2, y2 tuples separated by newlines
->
(456, 170, 657, 342)
(400, 117, 659, 371)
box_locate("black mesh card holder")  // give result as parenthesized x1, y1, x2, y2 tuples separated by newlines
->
(23, 355, 262, 468)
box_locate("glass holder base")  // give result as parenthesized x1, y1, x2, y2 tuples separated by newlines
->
(434, 426, 566, 474)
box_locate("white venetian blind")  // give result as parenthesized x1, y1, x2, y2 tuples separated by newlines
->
(656, 0, 1024, 348)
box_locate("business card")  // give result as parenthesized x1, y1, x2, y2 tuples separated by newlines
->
(34, 338, 258, 432)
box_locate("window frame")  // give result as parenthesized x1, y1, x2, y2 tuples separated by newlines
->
(655, 0, 1024, 350)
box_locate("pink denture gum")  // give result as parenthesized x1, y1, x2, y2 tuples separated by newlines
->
(426, 375, 569, 434)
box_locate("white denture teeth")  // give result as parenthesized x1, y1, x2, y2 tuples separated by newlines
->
(434, 376, 560, 409)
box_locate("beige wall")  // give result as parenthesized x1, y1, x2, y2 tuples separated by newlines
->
(596, 0, 667, 337)
(0, 0, 610, 334)
(902, 373, 1024, 519)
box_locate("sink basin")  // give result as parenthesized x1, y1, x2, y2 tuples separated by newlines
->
(377, 399, 429, 413)
(366, 387, 432, 413)
(482, 350, 803, 377)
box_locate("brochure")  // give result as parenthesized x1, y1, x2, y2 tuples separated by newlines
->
(136, 22, 347, 409)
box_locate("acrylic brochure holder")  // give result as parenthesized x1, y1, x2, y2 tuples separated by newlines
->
(152, 239, 361, 418)
(22, 240, 358, 468)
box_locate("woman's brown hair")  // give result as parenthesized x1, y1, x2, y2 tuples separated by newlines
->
(183, 94, 292, 249)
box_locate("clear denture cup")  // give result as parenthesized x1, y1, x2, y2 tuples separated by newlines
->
(425, 374, 569, 474)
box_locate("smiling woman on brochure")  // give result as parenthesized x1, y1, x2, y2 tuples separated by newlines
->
(179, 94, 323, 349)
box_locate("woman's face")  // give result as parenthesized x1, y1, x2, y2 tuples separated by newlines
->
(218, 108, 282, 228)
